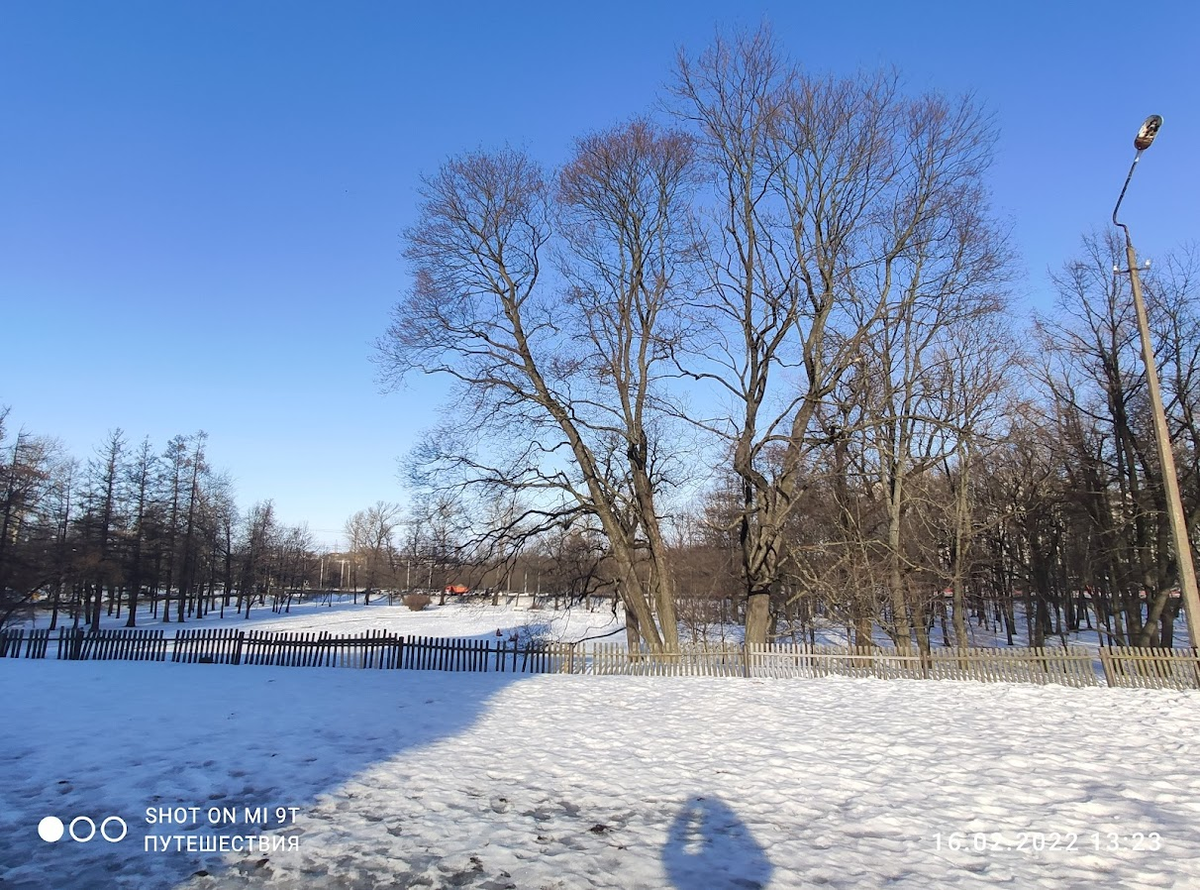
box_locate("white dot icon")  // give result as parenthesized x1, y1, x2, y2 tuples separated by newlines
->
(38, 816, 65, 843)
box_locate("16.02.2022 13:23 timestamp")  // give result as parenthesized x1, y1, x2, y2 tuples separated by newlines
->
(931, 831, 1162, 854)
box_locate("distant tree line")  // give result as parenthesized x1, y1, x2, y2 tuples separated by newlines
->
(341, 496, 612, 611)
(0, 424, 319, 630)
(0, 421, 619, 631)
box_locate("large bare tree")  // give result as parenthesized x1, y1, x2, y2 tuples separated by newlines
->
(378, 121, 699, 650)
(672, 27, 1014, 646)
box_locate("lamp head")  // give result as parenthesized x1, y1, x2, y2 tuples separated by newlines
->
(1134, 115, 1163, 151)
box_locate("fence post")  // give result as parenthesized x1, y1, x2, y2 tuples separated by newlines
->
(1098, 648, 1116, 688)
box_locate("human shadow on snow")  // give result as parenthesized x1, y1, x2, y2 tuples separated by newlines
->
(662, 795, 775, 890)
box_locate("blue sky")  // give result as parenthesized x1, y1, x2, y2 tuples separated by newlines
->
(2, 1, 1197, 546)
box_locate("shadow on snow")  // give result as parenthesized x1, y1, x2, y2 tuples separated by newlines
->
(663, 795, 774, 890)
(0, 659, 528, 890)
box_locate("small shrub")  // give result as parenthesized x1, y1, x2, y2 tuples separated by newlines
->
(512, 622, 553, 647)
(404, 594, 432, 612)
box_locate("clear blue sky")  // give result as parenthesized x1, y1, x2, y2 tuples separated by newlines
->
(2, 0, 1197, 547)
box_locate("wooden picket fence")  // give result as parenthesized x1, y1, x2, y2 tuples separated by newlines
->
(171, 630, 575, 672)
(588, 643, 746, 677)
(927, 646, 1100, 686)
(751, 643, 1103, 687)
(173, 629, 247, 665)
(1, 626, 1198, 689)
(241, 630, 399, 668)
(1099, 647, 1200, 690)
(66, 628, 168, 661)
(397, 636, 575, 674)
(171, 628, 405, 668)
(751, 643, 926, 680)
(0, 628, 52, 659)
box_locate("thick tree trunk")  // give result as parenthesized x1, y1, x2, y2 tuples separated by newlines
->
(744, 587, 772, 649)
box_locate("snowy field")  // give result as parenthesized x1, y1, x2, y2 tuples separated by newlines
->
(21, 592, 1179, 652)
(20, 596, 627, 646)
(2, 656, 1200, 889)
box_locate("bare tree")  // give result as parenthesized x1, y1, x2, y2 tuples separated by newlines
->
(934, 330, 1024, 650)
(207, 474, 239, 618)
(344, 501, 403, 602)
(380, 121, 699, 650)
(0, 417, 63, 628)
(78, 429, 126, 631)
(122, 436, 158, 626)
(237, 500, 276, 619)
(1033, 233, 1200, 646)
(175, 431, 209, 622)
(672, 27, 1014, 646)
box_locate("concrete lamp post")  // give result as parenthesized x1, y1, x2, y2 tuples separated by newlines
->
(1111, 114, 1200, 649)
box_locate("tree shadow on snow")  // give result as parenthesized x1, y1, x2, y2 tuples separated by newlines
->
(0, 660, 530, 890)
(663, 795, 775, 890)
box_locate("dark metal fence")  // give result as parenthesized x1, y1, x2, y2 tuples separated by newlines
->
(0, 627, 574, 675)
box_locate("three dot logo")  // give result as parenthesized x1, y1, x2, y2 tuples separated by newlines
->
(38, 815, 127, 843)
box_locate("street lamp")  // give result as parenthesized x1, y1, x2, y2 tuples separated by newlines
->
(1111, 114, 1200, 649)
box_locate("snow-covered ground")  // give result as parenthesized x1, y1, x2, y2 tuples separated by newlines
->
(2, 653, 1199, 889)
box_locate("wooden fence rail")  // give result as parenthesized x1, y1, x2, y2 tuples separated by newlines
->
(3, 628, 1200, 689)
